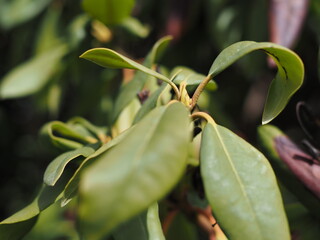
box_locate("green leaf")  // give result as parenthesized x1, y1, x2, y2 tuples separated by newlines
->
(82, 0, 135, 25)
(44, 147, 95, 186)
(0, 44, 67, 99)
(80, 47, 171, 84)
(0, 0, 51, 30)
(208, 41, 304, 124)
(257, 124, 320, 218)
(0, 172, 72, 239)
(171, 66, 217, 91)
(121, 17, 150, 38)
(79, 102, 191, 239)
(61, 127, 133, 206)
(113, 203, 164, 240)
(200, 122, 290, 240)
(41, 120, 98, 151)
(132, 84, 168, 124)
(112, 36, 172, 122)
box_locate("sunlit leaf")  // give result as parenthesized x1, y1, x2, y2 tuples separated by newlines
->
(0, 44, 67, 99)
(200, 122, 290, 240)
(208, 41, 304, 124)
(79, 102, 190, 239)
(82, 0, 135, 25)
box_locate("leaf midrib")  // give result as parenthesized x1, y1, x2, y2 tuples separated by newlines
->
(211, 123, 264, 239)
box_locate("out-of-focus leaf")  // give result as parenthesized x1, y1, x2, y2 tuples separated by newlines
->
(121, 17, 150, 38)
(79, 103, 190, 239)
(34, 7, 62, 55)
(61, 127, 133, 206)
(0, 44, 67, 99)
(67, 14, 90, 49)
(285, 203, 320, 240)
(200, 122, 290, 240)
(269, 0, 309, 48)
(68, 117, 108, 143)
(208, 41, 304, 124)
(0, 0, 51, 30)
(109, 35, 172, 122)
(166, 212, 198, 240)
(171, 66, 217, 91)
(41, 120, 98, 151)
(258, 124, 320, 218)
(0, 218, 37, 240)
(82, 0, 135, 25)
(44, 147, 95, 186)
(0, 172, 72, 239)
(23, 202, 78, 240)
(112, 203, 164, 240)
(132, 84, 167, 124)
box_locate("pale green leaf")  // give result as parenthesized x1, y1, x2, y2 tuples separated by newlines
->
(200, 122, 290, 240)
(0, 0, 51, 30)
(0, 44, 67, 99)
(82, 0, 135, 25)
(121, 17, 150, 38)
(44, 147, 95, 186)
(80, 47, 171, 84)
(208, 41, 304, 124)
(79, 102, 190, 239)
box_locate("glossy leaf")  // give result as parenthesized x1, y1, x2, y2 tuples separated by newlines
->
(79, 102, 190, 239)
(43, 147, 95, 186)
(0, 44, 67, 99)
(113, 36, 172, 122)
(258, 125, 320, 217)
(0, 172, 72, 239)
(171, 66, 217, 90)
(41, 120, 98, 151)
(82, 0, 135, 25)
(80, 47, 172, 84)
(200, 122, 290, 240)
(0, 0, 51, 30)
(208, 41, 304, 124)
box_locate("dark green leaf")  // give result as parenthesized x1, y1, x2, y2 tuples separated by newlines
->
(44, 147, 95, 186)
(200, 122, 290, 240)
(112, 36, 172, 122)
(0, 172, 72, 239)
(208, 41, 304, 124)
(79, 102, 190, 239)
(82, 0, 135, 25)
(0, 44, 67, 99)
(258, 124, 320, 218)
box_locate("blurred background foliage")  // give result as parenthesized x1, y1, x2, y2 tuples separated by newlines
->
(0, 0, 319, 239)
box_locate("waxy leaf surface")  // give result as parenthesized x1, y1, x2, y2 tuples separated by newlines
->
(79, 102, 190, 239)
(208, 41, 304, 123)
(200, 122, 290, 240)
